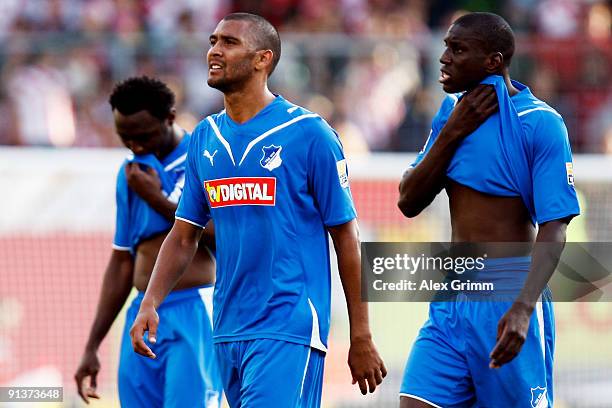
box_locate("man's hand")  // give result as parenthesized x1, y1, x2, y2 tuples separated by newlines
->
(74, 350, 101, 404)
(489, 302, 533, 368)
(125, 162, 163, 202)
(129, 303, 159, 359)
(348, 336, 387, 395)
(443, 84, 498, 141)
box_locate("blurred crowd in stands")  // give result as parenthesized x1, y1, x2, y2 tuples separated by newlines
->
(0, 0, 610, 153)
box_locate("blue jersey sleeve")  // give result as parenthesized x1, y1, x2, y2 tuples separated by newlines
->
(112, 164, 131, 251)
(531, 111, 580, 224)
(176, 126, 211, 228)
(306, 117, 357, 227)
(410, 95, 457, 168)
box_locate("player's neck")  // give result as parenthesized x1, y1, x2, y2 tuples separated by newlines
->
(502, 71, 520, 97)
(223, 83, 276, 124)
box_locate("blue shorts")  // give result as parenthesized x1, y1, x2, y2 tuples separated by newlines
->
(215, 339, 325, 408)
(401, 258, 555, 408)
(118, 285, 223, 408)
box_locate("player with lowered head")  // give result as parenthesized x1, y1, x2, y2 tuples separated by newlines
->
(130, 12, 387, 408)
(74, 76, 222, 407)
(398, 12, 580, 408)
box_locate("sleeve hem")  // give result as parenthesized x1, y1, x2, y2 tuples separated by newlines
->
(324, 213, 357, 228)
(112, 244, 131, 251)
(175, 216, 206, 229)
(537, 211, 580, 224)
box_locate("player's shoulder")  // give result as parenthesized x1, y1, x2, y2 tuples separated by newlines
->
(516, 94, 563, 123)
(515, 94, 569, 148)
(517, 95, 565, 136)
(190, 111, 227, 148)
(443, 93, 462, 109)
(277, 97, 335, 139)
(280, 98, 313, 118)
(117, 152, 162, 176)
(274, 97, 321, 125)
(194, 110, 223, 134)
(116, 150, 136, 174)
(437, 92, 462, 118)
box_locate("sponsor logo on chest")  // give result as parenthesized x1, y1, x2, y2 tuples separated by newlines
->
(204, 177, 276, 208)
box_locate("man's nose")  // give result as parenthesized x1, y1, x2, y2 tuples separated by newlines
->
(208, 42, 222, 58)
(439, 49, 451, 65)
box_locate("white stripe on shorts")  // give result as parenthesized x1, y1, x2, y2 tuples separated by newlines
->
(299, 347, 312, 399)
(198, 286, 214, 329)
(536, 295, 545, 360)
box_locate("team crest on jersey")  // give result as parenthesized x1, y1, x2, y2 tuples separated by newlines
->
(204, 177, 276, 208)
(566, 162, 574, 185)
(530, 386, 547, 408)
(260, 145, 283, 171)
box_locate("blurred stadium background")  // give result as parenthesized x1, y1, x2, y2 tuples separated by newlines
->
(0, 0, 611, 407)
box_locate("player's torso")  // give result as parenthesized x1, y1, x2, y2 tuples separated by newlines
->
(126, 135, 214, 289)
(133, 233, 215, 291)
(447, 180, 536, 243)
(190, 103, 333, 347)
(442, 89, 545, 240)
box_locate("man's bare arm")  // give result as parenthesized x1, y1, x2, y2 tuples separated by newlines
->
(75, 250, 134, 403)
(398, 85, 498, 217)
(490, 219, 569, 368)
(200, 220, 216, 252)
(129, 219, 203, 358)
(328, 220, 387, 395)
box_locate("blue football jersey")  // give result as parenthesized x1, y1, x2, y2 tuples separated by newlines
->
(176, 96, 356, 351)
(113, 133, 190, 253)
(412, 76, 580, 224)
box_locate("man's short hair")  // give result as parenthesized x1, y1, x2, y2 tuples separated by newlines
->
(109, 76, 175, 120)
(453, 12, 515, 67)
(222, 12, 281, 75)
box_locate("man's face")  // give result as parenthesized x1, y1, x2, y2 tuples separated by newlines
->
(439, 24, 490, 93)
(114, 109, 170, 157)
(207, 19, 259, 92)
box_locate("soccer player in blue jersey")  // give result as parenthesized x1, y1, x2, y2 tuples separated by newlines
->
(74, 76, 222, 407)
(129, 13, 386, 407)
(397, 13, 580, 408)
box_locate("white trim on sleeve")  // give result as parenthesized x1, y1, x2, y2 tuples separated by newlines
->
(399, 393, 443, 408)
(175, 216, 205, 229)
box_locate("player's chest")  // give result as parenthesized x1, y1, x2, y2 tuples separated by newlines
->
(196, 133, 307, 207)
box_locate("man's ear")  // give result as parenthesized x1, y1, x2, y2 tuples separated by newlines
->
(485, 52, 504, 73)
(255, 49, 274, 73)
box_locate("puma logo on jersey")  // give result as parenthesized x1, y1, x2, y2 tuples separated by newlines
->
(205, 177, 276, 208)
(203, 149, 218, 166)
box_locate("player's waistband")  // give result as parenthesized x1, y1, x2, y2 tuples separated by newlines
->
(133, 284, 214, 307)
(445, 256, 532, 294)
(479, 256, 531, 272)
